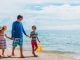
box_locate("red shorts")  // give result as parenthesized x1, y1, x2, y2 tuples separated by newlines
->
(31, 40, 38, 49)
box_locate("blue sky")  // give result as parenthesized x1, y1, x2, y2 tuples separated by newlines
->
(0, 0, 80, 30)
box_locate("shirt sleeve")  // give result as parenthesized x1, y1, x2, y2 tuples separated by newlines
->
(11, 22, 15, 38)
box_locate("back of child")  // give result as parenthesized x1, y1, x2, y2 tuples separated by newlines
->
(0, 26, 7, 57)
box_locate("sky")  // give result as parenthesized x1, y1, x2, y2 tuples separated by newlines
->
(0, 0, 80, 30)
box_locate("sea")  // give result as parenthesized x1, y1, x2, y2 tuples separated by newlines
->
(6, 30, 80, 54)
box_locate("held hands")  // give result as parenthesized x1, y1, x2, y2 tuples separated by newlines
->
(26, 35, 30, 38)
(8, 37, 14, 40)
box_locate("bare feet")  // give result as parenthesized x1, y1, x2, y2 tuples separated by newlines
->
(1, 55, 5, 58)
(9, 53, 15, 57)
(12, 53, 15, 56)
(0, 55, 2, 57)
(33, 54, 38, 57)
(20, 55, 25, 58)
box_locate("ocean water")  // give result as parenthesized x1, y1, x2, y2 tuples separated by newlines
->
(6, 30, 80, 54)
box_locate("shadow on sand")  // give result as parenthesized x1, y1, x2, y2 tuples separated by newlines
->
(0, 56, 38, 59)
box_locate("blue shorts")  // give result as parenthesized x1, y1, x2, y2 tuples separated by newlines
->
(12, 38, 23, 47)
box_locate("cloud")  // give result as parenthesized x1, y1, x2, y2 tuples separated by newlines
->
(38, 5, 80, 20)
(0, 0, 80, 30)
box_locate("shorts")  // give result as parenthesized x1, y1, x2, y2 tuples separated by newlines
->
(31, 40, 38, 49)
(12, 38, 23, 47)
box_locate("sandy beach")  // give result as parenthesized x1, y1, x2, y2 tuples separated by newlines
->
(0, 48, 80, 60)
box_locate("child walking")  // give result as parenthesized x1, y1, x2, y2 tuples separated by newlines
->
(30, 25, 40, 57)
(0, 26, 7, 57)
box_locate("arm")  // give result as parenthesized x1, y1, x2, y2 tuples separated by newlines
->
(11, 22, 15, 38)
(37, 37, 40, 43)
(5, 34, 13, 40)
(22, 24, 29, 37)
(37, 33, 40, 43)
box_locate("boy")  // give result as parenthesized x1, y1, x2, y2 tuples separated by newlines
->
(30, 25, 40, 57)
(11, 15, 29, 58)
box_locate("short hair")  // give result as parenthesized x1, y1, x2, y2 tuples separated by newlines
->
(32, 25, 36, 29)
(17, 15, 23, 19)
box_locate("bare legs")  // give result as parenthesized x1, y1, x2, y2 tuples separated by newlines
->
(32, 46, 38, 57)
(20, 46, 24, 57)
(12, 46, 24, 58)
(12, 47, 16, 56)
(2, 49, 5, 56)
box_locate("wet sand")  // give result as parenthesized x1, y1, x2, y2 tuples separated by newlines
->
(0, 48, 80, 60)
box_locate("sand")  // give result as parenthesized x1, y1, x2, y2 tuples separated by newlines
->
(0, 48, 80, 60)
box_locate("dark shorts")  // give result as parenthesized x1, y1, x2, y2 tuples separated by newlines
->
(13, 38, 23, 47)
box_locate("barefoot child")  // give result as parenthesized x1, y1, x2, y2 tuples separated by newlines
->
(0, 26, 7, 57)
(30, 25, 40, 57)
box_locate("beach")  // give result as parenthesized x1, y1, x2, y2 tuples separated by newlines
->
(0, 30, 79, 60)
(0, 48, 80, 60)
(0, 0, 80, 59)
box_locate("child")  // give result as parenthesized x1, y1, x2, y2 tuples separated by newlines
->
(0, 26, 7, 57)
(30, 25, 40, 57)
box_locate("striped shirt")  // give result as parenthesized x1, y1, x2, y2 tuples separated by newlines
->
(0, 34, 4, 40)
(30, 31, 38, 40)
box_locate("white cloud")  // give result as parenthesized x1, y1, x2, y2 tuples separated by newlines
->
(39, 5, 80, 20)
(0, 0, 80, 30)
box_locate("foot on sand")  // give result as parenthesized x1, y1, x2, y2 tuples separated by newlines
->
(33, 54, 38, 57)
(20, 56, 25, 58)
(0, 55, 1, 57)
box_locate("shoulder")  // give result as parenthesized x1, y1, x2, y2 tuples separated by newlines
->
(31, 31, 34, 34)
(13, 21, 17, 24)
(35, 32, 38, 35)
(31, 31, 33, 33)
(13, 21, 17, 23)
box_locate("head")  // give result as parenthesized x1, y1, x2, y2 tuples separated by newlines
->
(2, 26, 7, 31)
(32, 25, 36, 31)
(17, 15, 23, 22)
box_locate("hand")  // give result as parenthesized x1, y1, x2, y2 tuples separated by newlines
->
(10, 38, 14, 40)
(38, 40, 40, 43)
(5, 34, 14, 40)
(26, 35, 30, 38)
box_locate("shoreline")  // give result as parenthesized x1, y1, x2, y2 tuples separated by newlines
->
(0, 48, 80, 60)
